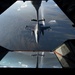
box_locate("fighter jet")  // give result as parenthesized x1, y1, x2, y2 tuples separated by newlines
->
(25, 0, 50, 44)
(0, 0, 50, 43)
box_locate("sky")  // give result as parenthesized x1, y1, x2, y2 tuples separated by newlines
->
(0, 0, 75, 51)
(0, 0, 73, 68)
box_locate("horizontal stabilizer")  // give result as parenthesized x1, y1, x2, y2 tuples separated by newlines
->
(0, 46, 10, 60)
(31, 19, 45, 21)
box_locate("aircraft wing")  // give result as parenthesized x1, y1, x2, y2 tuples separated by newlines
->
(25, 25, 34, 31)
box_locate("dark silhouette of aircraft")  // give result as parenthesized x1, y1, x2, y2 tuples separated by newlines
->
(25, 0, 50, 43)
(0, 0, 50, 44)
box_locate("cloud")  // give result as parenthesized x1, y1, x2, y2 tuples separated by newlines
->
(17, 8, 21, 11)
(17, 3, 27, 11)
(54, 4, 58, 7)
(21, 4, 27, 8)
(49, 20, 57, 24)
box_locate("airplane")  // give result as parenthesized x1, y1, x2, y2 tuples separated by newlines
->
(25, 0, 51, 44)
(0, 0, 50, 43)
